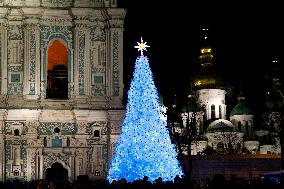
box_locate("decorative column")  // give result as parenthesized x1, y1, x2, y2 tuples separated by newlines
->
(0, 109, 7, 181)
(26, 148, 32, 180)
(74, 154, 78, 180)
(0, 19, 8, 95)
(73, 16, 91, 99)
(23, 19, 40, 99)
(106, 9, 126, 109)
(88, 10, 108, 107)
(74, 150, 85, 177)
(0, 122, 4, 181)
(12, 145, 20, 166)
(38, 151, 43, 179)
(70, 150, 76, 181)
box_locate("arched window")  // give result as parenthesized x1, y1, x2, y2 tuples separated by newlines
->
(95, 170, 100, 176)
(211, 105, 215, 119)
(219, 105, 222, 118)
(94, 130, 100, 137)
(54, 127, 60, 133)
(14, 170, 19, 176)
(245, 121, 249, 136)
(14, 129, 19, 136)
(238, 121, 242, 131)
(67, 137, 70, 147)
(44, 137, 47, 147)
(47, 40, 68, 99)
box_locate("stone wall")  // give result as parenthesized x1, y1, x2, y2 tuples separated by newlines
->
(0, 2, 126, 182)
(0, 109, 125, 181)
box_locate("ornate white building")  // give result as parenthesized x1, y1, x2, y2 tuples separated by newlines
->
(0, 0, 126, 182)
(177, 28, 282, 156)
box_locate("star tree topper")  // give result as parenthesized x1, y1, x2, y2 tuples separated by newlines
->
(134, 37, 150, 56)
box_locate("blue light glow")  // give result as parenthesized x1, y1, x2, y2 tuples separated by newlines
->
(107, 55, 184, 183)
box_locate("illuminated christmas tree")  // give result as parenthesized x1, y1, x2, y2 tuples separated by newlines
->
(107, 38, 183, 183)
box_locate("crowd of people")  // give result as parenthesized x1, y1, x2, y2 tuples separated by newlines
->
(0, 174, 281, 189)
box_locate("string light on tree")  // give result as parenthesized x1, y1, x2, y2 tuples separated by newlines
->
(107, 38, 183, 183)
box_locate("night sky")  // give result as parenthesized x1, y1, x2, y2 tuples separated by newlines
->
(118, 1, 283, 113)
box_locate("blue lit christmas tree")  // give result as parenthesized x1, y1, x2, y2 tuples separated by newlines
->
(107, 38, 183, 183)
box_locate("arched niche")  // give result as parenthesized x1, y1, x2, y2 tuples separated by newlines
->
(46, 40, 68, 99)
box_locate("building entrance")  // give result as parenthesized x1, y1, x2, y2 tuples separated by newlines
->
(45, 162, 68, 187)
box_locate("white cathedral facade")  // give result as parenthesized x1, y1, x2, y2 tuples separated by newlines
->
(0, 0, 125, 181)
(176, 28, 282, 157)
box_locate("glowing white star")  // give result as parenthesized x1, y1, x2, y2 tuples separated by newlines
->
(134, 37, 150, 56)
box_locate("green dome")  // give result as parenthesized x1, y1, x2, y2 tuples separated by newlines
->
(230, 102, 253, 116)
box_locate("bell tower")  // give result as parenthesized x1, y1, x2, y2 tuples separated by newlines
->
(194, 26, 226, 121)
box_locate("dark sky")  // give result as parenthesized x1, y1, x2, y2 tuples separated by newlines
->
(118, 1, 283, 112)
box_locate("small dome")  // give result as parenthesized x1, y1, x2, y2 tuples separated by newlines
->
(230, 102, 253, 116)
(207, 119, 234, 133)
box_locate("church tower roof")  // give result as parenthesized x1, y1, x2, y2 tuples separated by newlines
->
(193, 26, 223, 90)
(264, 57, 283, 111)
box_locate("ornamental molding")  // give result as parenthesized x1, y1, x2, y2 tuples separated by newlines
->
(40, 25, 73, 49)
(71, 8, 93, 18)
(23, 20, 40, 28)
(89, 10, 105, 21)
(86, 121, 107, 135)
(0, 7, 8, 16)
(106, 8, 126, 19)
(40, 17, 73, 26)
(106, 8, 126, 28)
(71, 138, 87, 147)
(108, 19, 124, 28)
(75, 149, 87, 157)
(21, 7, 43, 17)
(37, 122, 77, 135)
(41, 9, 71, 18)
(43, 152, 71, 172)
(6, 8, 24, 21)
(76, 121, 87, 134)
(74, 0, 116, 8)
(41, 0, 73, 8)
(27, 139, 43, 147)
(25, 121, 38, 134)
(74, 20, 91, 29)
(90, 22, 106, 41)
(72, 8, 105, 21)
(0, 18, 8, 27)
(40, 9, 72, 26)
